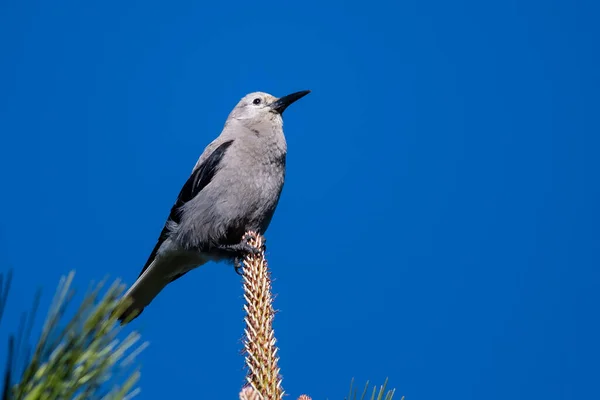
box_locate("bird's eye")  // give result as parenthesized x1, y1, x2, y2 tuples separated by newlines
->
(253, 98, 261, 105)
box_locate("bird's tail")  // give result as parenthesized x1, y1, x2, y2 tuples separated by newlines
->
(117, 259, 172, 324)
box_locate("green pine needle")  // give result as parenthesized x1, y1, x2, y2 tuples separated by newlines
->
(1, 270, 146, 400)
(346, 378, 400, 400)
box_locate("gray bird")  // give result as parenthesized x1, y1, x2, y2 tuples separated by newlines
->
(118, 90, 310, 323)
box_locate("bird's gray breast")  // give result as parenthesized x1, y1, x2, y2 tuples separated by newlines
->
(219, 137, 286, 232)
(175, 133, 286, 250)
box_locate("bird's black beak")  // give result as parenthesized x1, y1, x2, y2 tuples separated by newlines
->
(270, 90, 311, 114)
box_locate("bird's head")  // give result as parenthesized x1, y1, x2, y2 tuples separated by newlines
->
(227, 90, 310, 130)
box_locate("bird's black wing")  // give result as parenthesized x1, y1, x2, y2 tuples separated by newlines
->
(137, 139, 235, 278)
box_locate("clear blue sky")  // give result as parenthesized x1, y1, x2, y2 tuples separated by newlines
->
(1, 0, 598, 399)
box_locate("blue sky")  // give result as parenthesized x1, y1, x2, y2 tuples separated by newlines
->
(1, 0, 599, 399)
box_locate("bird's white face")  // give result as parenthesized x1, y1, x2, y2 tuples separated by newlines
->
(228, 92, 282, 130)
(227, 90, 310, 133)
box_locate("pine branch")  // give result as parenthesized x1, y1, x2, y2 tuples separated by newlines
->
(236, 234, 400, 400)
(241, 232, 283, 400)
(0, 270, 147, 400)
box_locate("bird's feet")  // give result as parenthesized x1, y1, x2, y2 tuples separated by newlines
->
(217, 241, 261, 257)
(234, 257, 243, 276)
(245, 232, 267, 253)
(219, 233, 266, 275)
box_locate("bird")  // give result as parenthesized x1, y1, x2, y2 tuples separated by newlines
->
(118, 90, 310, 323)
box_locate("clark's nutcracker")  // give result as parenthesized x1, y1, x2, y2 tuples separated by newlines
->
(118, 90, 310, 323)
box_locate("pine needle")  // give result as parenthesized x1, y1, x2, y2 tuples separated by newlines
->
(0, 270, 146, 400)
